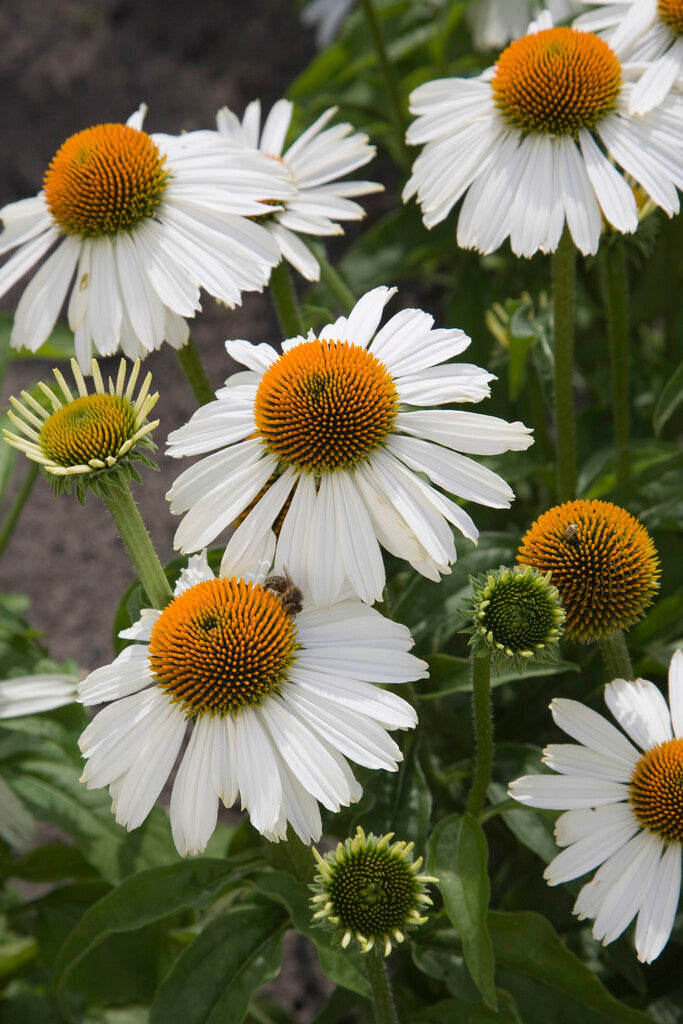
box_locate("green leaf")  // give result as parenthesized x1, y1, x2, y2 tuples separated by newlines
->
(150, 902, 286, 1024)
(363, 735, 432, 852)
(54, 859, 239, 1004)
(653, 358, 683, 435)
(428, 815, 497, 1011)
(489, 911, 654, 1023)
(407, 991, 522, 1023)
(249, 868, 371, 998)
(13, 842, 99, 882)
(0, 774, 35, 849)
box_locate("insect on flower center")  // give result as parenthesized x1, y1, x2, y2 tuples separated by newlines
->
(492, 27, 622, 135)
(254, 339, 399, 474)
(328, 849, 417, 935)
(517, 500, 660, 643)
(658, 0, 683, 35)
(147, 578, 298, 716)
(39, 394, 137, 467)
(629, 738, 683, 844)
(44, 123, 170, 237)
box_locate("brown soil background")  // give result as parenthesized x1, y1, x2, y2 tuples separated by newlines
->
(0, 0, 318, 670)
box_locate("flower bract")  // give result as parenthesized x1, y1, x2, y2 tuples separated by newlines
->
(575, 0, 683, 114)
(166, 285, 533, 606)
(311, 826, 437, 955)
(516, 499, 660, 643)
(77, 550, 425, 855)
(464, 565, 565, 669)
(215, 99, 382, 281)
(403, 13, 683, 256)
(509, 649, 683, 964)
(0, 106, 294, 366)
(4, 357, 159, 497)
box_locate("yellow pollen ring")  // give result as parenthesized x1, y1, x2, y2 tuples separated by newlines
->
(658, 0, 683, 34)
(492, 27, 622, 135)
(254, 339, 399, 474)
(148, 577, 298, 716)
(44, 122, 170, 237)
(629, 738, 683, 844)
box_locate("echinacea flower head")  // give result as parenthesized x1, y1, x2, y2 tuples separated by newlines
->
(0, 105, 294, 367)
(0, 674, 78, 719)
(468, 0, 581, 51)
(215, 100, 382, 281)
(166, 286, 533, 606)
(464, 565, 564, 669)
(3, 357, 159, 499)
(311, 826, 437, 955)
(509, 649, 683, 963)
(517, 499, 660, 643)
(77, 550, 425, 855)
(575, 0, 683, 114)
(403, 13, 683, 256)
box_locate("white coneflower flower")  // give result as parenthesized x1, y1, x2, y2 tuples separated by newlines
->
(403, 13, 683, 256)
(0, 105, 294, 366)
(3, 357, 158, 489)
(166, 286, 532, 606)
(77, 550, 424, 855)
(0, 674, 78, 718)
(509, 649, 683, 964)
(575, 0, 683, 113)
(215, 100, 382, 281)
(468, 0, 581, 50)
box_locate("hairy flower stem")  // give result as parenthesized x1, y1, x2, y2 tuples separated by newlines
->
(365, 944, 400, 1024)
(101, 483, 173, 611)
(270, 260, 305, 338)
(551, 228, 577, 502)
(466, 651, 494, 819)
(270, 826, 315, 884)
(176, 335, 215, 407)
(0, 461, 39, 558)
(599, 242, 630, 486)
(359, 0, 410, 168)
(599, 630, 634, 683)
(309, 240, 356, 312)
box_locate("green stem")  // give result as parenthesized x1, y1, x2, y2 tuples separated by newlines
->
(101, 483, 173, 610)
(599, 630, 634, 682)
(466, 652, 494, 819)
(269, 260, 305, 338)
(308, 240, 356, 312)
(269, 826, 314, 884)
(359, 0, 410, 167)
(551, 228, 577, 502)
(175, 335, 215, 407)
(0, 461, 39, 558)
(599, 243, 630, 486)
(365, 944, 400, 1024)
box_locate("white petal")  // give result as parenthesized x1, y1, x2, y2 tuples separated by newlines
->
(550, 698, 640, 767)
(634, 842, 681, 963)
(543, 743, 635, 783)
(604, 678, 673, 750)
(509, 774, 629, 809)
(170, 716, 220, 856)
(0, 674, 78, 718)
(545, 807, 639, 885)
(78, 644, 153, 705)
(11, 236, 79, 352)
(668, 649, 683, 738)
(235, 707, 283, 834)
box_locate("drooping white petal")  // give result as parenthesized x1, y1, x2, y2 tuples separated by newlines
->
(508, 773, 629, 809)
(0, 674, 79, 718)
(170, 715, 221, 856)
(634, 842, 681, 964)
(604, 678, 673, 750)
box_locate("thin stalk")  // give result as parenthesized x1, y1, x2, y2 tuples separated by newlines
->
(599, 242, 630, 486)
(466, 651, 494, 819)
(551, 228, 577, 502)
(175, 335, 215, 407)
(365, 944, 400, 1024)
(269, 260, 305, 338)
(599, 630, 634, 682)
(101, 483, 173, 610)
(359, 0, 410, 167)
(308, 240, 356, 312)
(0, 462, 39, 558)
